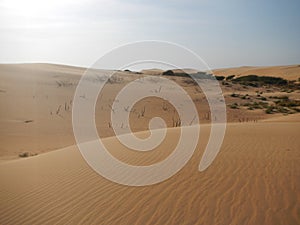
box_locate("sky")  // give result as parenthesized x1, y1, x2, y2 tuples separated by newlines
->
(0, 0, 299, 69)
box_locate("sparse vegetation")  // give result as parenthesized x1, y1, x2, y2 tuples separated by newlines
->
(172, 117, 181, 127)
(244, 101, 268, 110)
(222, 81, 230, 86)
(258, 96, 267, 101)
(162, 102, 168, 111)
(138, 106, 146, 118)
(226, 75, 235, 81)
(232, 75, 288, 86)
(230, 93, 240, 98)
(215, 76, 225, 81)
(274, 97, 300, 108)
(162, 70, 175, 76)
(107, 76, 123, 84)
(229, 103, 239, 109)
(18, 152, 38, 158)
(24, 120, 34, 123)
(238, 96, 300, 114)
(265, 106, 275, 114)
(162, 70, 216, 80)
(269, 95, 288, 100)
(241, 94, 250, 100)
(56, 80, 75, 87)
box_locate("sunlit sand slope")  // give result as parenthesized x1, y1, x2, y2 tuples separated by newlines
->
(0, 122, 299, 225)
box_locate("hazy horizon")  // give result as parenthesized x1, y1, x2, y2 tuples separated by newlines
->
(1, 61, 300, 71)
(1, 0, 300, 69)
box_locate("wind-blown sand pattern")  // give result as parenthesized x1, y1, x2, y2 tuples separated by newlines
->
(0, 63, 299, 224)
(0, 121, 299, 225)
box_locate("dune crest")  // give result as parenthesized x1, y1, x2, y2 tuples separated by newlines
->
(0, 121, 299, 225)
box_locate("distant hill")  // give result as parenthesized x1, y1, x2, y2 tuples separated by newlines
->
(212, 65, 300, 81)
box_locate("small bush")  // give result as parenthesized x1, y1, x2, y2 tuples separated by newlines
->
(215, 76, 225, 81)
(258, 96, 267, 101)
(270, 95, 288, 100)
(162, 70, 175, 76)
(241, 94, 250, 100)
(18, 152, 37, 158)
(226, 75, 235, 80)
(232, 75, 288, 86)
(231, 93, 239, 98)
(229, 103, 239, 109)
(265, 106, 275, 114)
(292, 107, 300, 112)
(244, 101, 268, 109)
(19, 152, 30, 157)
(275, 99, 300, 107)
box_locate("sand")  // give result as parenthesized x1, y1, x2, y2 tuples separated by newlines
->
(1, 63, 299, 159)
(0, 121, 299, 225)
(0, 63, 299, 224)
(213, 65, 300, 81)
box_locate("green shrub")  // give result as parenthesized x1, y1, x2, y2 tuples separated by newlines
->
(244, 101, 268, 109)
(162, 70, 175, 76)
(265, 106, 275, 114)
(226, 75, 235, 80)
(259, 97, 267, 101)
(215, 76, 225, 81)
(275, 99, 300, 107)
(232, 75, 288, 86)
(229, 103, 239, 109)
(230, 93, 239, 97)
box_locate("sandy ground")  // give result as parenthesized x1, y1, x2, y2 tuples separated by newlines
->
(0, 121, 299, 225)
(0, 63, 299, 224)
(213, 65, 300, 81)
(1, 63, 299, 158)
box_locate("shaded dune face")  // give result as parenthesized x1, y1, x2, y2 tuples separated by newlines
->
(0, 122, 299, 225)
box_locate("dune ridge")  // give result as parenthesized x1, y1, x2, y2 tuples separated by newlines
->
(1, 63, 299, 159)
(1, 63, 299, 224)
(212, 65, 300, 81)
(0, 121, 299, 225)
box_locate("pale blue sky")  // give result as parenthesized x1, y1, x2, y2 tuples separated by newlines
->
(0, 0, 299, 69)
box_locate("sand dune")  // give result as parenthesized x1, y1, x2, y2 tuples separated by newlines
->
(262, 113, 300, 123)
(2, 63, 299, 159)
(143, 65, 300, 81)
(0, 121, 299, 225)
(213, 65, 300, 81)
(0, 63, 299, 224)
